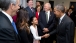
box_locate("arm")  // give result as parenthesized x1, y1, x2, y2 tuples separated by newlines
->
(49, 29, 57, 35)
(48, 14, 57, 31)
(66, 22, 75, 43)
(30, 26, 41, 40)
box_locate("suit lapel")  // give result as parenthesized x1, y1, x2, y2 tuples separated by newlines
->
(59, 15, 66, 26)
(28, 7, 35, 14)
(0, 12, 12, 25)
(28, 7, 32, 13)
(57, 15, 67, 33)
(44, 11, 47, 23)
(0, 12, 18, 35)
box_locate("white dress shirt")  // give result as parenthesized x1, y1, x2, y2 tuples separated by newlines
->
(59, 14, 65, 24)
(30, 25, 41, 40)
(2, 11, 13, 23)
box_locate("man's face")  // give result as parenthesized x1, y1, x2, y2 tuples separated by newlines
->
(54, 8, 61, 18)
(11, 0, 20, 16)
(28, 0, 33, 7)
(44, 4, 50, 11)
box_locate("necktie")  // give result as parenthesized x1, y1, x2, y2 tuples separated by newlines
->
(12, 21, 18, 34)
(59, 19, 61, 24)
(31, 7, 34, 12)
(45, 12, 48, 23)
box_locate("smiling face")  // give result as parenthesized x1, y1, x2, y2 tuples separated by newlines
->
(37, 6, 41, 12)
(54, 7, 61, 18)
(32, 17, 38, 25)
(54, 4, 65, 18)
(10, 0, 20, 16)
(44, 3, 51, 12)
(28, 0, 33, 8)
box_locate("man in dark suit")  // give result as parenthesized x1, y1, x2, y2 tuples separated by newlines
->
(53, 4, 74, 43)
(25, 0, 35, 20)
(0, 0, 20, 43)
(44, 4, 75, 43)
(38, 3, 56, 43)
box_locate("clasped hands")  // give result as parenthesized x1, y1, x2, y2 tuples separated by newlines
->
(41, 33, 50, 38)
(43, 28, 49, 33)
(41, 28, 50, 38)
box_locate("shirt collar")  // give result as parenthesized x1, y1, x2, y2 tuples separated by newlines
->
(60, 13, 65, 21)
(2, 11, 13, 23)
(46, 10, 50, 14)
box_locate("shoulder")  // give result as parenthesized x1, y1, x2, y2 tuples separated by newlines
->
(30, 25, 34, 29)
(64, 15, 74, 23)
(25, 7, 29, 9)
(0, 15, 7, 23)
(25, 7, 29, 10)
(39, 11, 45, 15)
(50, 11, 55, 15)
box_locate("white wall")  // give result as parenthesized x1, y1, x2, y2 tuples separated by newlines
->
(20, 0, 27, 8)
(50, 0, 76, 9)
(33, 0, 36, 8)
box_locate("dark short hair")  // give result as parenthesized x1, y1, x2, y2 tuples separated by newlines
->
(36, 1, 41, 4)
(29, 16, 36, 26)
(55, 4, 65, 13)
(0, 0, 16, 10)
(27, 0, 33, 3)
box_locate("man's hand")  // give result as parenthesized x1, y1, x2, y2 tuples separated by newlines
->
(43, 28, 49, 33)
(43, 34, 50, 38)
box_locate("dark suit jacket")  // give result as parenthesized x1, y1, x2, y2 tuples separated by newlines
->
(18, 29, 33, 43)
(56, 15, 75, 43)
(38, 11, 56, 36)
(25, 6, 35, 19)
(0, 12, 20, 43)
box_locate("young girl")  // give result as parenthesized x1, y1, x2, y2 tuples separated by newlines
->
(30, 16, 44, 43)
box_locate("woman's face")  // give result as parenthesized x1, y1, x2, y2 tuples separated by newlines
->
(37, 6, 41, 12)
(32, 17, 38, 25)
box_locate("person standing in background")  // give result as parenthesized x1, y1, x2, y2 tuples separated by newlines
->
(35, 5, 42, 20)
(25, 0, 35, 20)
(16, 9, 33, 43)
(36, 1, 43, 11)
(66, 8, 73, 19)
(36, 1, 41, 6)
(38, 3, 56, 43)
(0, 0, 20, 43)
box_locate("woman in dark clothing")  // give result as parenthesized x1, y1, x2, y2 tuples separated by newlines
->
(16, 8, 33, 43)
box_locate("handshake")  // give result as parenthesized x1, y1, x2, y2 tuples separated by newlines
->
(41, 34, 50, 38)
